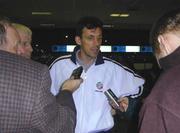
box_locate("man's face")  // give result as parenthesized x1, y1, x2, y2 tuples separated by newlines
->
(17, 30, 33, 59)
(5, 26, 20, 54)
(77, 27, 102, 60)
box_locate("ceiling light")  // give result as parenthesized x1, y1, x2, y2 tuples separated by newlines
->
(110, 14, 120, 17)
(32, 12, 52, 15)
(103, 24, 114, 28)
(40, 23, 55, 27)
(110, 13, 130, 17)
(119, 14, 129, 17)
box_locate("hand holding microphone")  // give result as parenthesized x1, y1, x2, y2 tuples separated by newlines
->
(70, 66, 83, 79)
(104, 89, 129, 112)
(117, 97, 129, 112)
(61, 66, 83, 93)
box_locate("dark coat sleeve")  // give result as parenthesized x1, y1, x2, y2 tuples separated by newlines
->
(30, 66, 76, 133)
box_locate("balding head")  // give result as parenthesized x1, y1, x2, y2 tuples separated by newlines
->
(0, 18, 20, 54)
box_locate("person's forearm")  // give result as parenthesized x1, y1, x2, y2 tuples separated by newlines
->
(56, 90, 76, 112)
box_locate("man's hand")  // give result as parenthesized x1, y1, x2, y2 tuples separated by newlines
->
(118, 97, 129, 112)
(61, 78, 83, 93)
(110, 97, 129, 112)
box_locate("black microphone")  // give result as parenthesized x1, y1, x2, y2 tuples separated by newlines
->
(71, 66, 83, 79)
(104, 89, 119, 107)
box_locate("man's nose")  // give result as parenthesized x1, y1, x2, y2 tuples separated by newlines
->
(17, 45, 25, 55)
(93, 38, 101, 46)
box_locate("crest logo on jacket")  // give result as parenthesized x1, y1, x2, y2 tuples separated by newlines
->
(96, 82, 103, 90)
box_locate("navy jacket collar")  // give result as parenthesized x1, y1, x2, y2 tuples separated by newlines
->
(70, 45, 104, 65)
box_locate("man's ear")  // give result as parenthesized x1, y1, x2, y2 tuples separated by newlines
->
(157, 34, 170, 58)
(75, 36, 81, 45)
(158, 35, 166, 50)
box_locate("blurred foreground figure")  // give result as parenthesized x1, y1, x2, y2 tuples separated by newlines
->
(139, 9, 180, 133)
(0, 18, 82, 133)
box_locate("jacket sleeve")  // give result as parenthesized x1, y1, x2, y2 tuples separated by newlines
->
(112, 63, 145, 98)
(30, 65, 76, 133)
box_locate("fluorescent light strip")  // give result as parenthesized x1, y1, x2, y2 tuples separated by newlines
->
(32, 12, 52, 15)
(120, 14, 129, 17)
(110, 13, 129, 17)
(52, 45, 150, 52)
(67, 45, 76, 52)
(110, 14, 120, 17)
(103, 24, 114, 28)
(126, 46, 140, 52)
(66, 45, 112, 52)
(100, 46, 112, 52)
(40, 23, 55, 26)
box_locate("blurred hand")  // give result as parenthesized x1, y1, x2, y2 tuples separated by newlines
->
(61, 78, 83, 93)
(118, 97, 129, 112)
(111, 108, 116, 116)
(109, 97, 129, 112)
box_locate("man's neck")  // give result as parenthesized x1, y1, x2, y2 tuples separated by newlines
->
(76, 50, 95, 72)
(77, 50, 95, 65)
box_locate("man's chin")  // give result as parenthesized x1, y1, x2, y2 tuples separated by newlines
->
(91, 55, 98, 59)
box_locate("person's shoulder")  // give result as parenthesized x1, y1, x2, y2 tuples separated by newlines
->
(170, 64, 180, 74)
(102, 56, 144, 79)
(103, 56, 134, 72)
(103, 56, 124, 66)
(49, 54, 71, 69)
(0, 50, 48, 71)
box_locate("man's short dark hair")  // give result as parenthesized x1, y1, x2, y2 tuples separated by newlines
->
(150, 8, 180, 54)
(76, 16, 103, 37)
